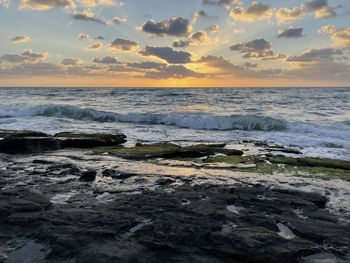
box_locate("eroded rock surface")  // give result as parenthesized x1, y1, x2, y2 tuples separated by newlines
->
(1, 167, 349, 262)
(0, 130, 350, 262)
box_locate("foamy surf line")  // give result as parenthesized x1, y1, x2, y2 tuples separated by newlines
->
(0, 104, 288, 131)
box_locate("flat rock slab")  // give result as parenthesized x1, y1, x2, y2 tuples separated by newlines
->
(55, 132, 127, 148)
(106, 143, 243, 160)
(0, 130, 127, 154)
(1, 184, 349, 263)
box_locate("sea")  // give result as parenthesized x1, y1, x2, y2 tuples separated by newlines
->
(0, 87, 349, 160)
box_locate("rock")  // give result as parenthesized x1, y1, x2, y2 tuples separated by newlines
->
(32, 159, 56, 165)
(105, 143, 243, 160)
(79, 170, 97, 182)
(155, 178, 176, 186)
(102, 169, 138, 180)
(271, 156, 350, 171)
(1, 183, 350, 262)
(301, 252, 343, 263)
(47, 162, 82, 177)
(271, 188, 328, 208)
(4, 240, 46, 263)
(106, 143, 181, 160)
(266, 147, 302, 155)
(54, 132, 127, 148)
(0, 130, 128, 154)
(0, 136, 61, 154)
(0, 188, 50, 221)
(6, 130, 50, 138)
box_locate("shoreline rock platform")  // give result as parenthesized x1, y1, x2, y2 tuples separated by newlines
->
(0, 130, 350, 263)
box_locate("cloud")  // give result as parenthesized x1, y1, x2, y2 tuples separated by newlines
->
(230, 39, 274, 58)
(192, 10, 218, 22)
(173, 31, 208, 48)
(196, 55, 246, 74)
(305, 0, 336, 18)
(7, 62, 63, 75)
(195, 55, 281, 79)
(196, 54, 349, 82)
(206, 25, 220, 33)
(79, 0, 115, 8)
(93, 56, 119, 64)
(61, 58, 82, 65)
(72, 10, 106, 24)
(287, 61, 350, 81)
(144, 65, 202, 79)
(320, 25, 350, 47)
(77, 33, 89, 40)
(85, 42, 103, 51)
(127, 62, 166, 70)
(193, 10, 210, 19)
(202, 0, 240, 8)
(1, 49, 48, 63)
(276, 0, 336, 24)
(287, 48, 344, 62)
(19, 0, 73, 10)
(11, 35, 30, 43)
(244, 62, 258, 68)
(140, 46, 192, 64)
(314, 6, 336, 18)
(278, 27, 304, 38)
(110, 38, 139, 51)
(141, 17, 191, 37)
(230, 1, 274, 22)
(276, 7, 305, 24)
(110, 16, 127, 25)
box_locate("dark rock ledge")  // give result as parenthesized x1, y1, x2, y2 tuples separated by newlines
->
(0, 183, 349, 263)
(0, 130, 127, 154)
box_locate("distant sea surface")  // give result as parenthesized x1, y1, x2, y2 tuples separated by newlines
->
(0, 87, 349, 160)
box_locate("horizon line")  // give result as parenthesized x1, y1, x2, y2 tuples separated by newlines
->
(0, 86, 350, 89)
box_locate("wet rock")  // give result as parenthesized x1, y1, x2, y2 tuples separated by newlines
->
(45, 162, 82, 178)
(79, 170, 97, 182)
(0, 136, 61, 154)
(4, 240, 46, 263)
(271, 188, 328, 208)
(107, 143, 181, 160)
(101, 169, 137, 180)
(155, 178, 176, 186)
(32, 159, 56, 165)
(266, 147, 302, 155)
(6, 184, 346, 262)
(6, 131, 50, 138)
(0, 188, 50, 221)
(271, 157, 350, 171)
(106, 143, 243, 160)
(54, 132, 127, 148)
(301, 252, 344, 263)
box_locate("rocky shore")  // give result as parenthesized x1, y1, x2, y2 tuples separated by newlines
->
(1, 130, 350, 263)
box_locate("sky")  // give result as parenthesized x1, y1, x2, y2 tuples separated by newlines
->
(0, 0, 349, 87)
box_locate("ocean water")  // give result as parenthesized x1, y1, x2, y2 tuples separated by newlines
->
(0, 87, 349, 160)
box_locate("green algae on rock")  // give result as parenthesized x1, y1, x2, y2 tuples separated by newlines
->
(103, 143, 243, 160)
(270, 157, 350, 171)
(55, 132, 127, 148)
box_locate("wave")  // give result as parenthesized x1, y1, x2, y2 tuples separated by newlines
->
(0, 104, 288, 131)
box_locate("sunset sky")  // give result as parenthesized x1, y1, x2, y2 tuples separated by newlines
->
(0, 0, 349, 87)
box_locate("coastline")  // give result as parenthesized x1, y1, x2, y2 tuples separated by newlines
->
(1, 130, 350, 262)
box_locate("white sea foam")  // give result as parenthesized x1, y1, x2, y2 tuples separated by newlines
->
(0, 104, 288, 131)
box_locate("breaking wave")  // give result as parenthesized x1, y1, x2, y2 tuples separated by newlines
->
(0, 104, 288, 131)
